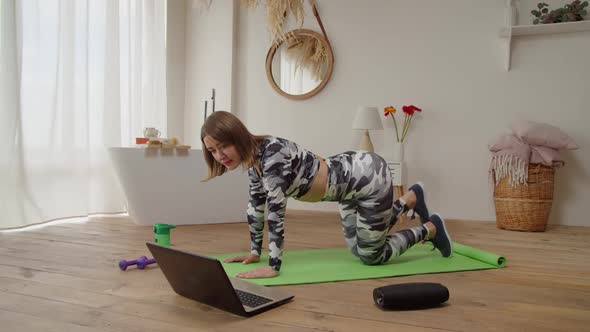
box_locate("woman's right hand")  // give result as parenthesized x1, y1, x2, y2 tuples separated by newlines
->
(223, 254, 260, 264)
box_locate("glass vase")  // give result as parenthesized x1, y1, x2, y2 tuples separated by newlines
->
(392, 141, 404, 162)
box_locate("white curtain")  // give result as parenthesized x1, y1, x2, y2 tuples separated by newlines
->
(279, 46, 320, 95)
(0, 0, 167, 229)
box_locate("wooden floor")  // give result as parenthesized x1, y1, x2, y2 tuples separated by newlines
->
(1, 210, 589, 332)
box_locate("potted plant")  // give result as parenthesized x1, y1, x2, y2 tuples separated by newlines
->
(531, 0, 588, 24)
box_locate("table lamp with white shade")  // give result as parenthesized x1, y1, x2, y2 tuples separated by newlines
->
(352, 106, 383, 152)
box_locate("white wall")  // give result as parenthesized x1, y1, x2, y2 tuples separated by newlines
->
(183, 0, 236, 147)
(166, 0, 187, 141)
(232, 0, 589, 226)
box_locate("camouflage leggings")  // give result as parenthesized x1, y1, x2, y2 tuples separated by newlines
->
(322, 151, 428, 265)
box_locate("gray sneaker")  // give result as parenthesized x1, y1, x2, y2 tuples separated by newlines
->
(407, 182, 429, 224)
(429, 213, 453, 257)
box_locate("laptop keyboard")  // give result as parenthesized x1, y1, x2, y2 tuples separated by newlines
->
(235, 289, 273, 308)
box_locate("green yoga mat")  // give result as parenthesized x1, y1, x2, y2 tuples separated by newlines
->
(213, 242, 506, 286)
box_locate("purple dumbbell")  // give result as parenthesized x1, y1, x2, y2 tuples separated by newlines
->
(119, 256, 148, 270)
(137, 256, 156, 269)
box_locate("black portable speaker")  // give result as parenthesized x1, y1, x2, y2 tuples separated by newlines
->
(373, 282, 449, 310)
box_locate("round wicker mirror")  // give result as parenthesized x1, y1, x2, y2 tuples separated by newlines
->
(265, 29, 334, 100)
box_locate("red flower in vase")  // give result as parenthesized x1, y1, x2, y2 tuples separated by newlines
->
(402, 105, 422, 116)
(384, 104, 423, 143)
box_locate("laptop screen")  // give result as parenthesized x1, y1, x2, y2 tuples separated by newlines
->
(146, 242, 245, 315)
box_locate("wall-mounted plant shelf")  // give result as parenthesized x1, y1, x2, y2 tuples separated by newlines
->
(501, 19, 590, 37)
(501, 0, 590, 71)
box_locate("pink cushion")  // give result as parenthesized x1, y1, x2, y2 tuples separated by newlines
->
(531, 146, 564, 166)
(488, 133, 523, 151)
(511, 120, 578, 150)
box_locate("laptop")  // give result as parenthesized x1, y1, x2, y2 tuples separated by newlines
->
(146, 242, 294, 317)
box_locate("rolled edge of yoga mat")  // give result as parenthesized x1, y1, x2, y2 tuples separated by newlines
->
(453, 242, 507, 268)
(373, 282, 449, 310)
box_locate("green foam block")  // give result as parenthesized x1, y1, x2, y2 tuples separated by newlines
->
(212, 242, 507, 286)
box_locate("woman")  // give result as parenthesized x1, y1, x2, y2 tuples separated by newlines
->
(201, 111, 452, 279)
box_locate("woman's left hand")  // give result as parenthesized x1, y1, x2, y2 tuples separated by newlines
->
(235, 266, 279, 279)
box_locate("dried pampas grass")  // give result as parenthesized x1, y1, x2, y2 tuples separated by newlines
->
(208, 0, 329, 80)
(242, 0, 305, 42)
(284, 34, 328, 81)
(266, 0, 305, 42)
(241, 0, 259, 9)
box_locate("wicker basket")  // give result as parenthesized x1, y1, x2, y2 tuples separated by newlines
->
(493, 164, 555, 232)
